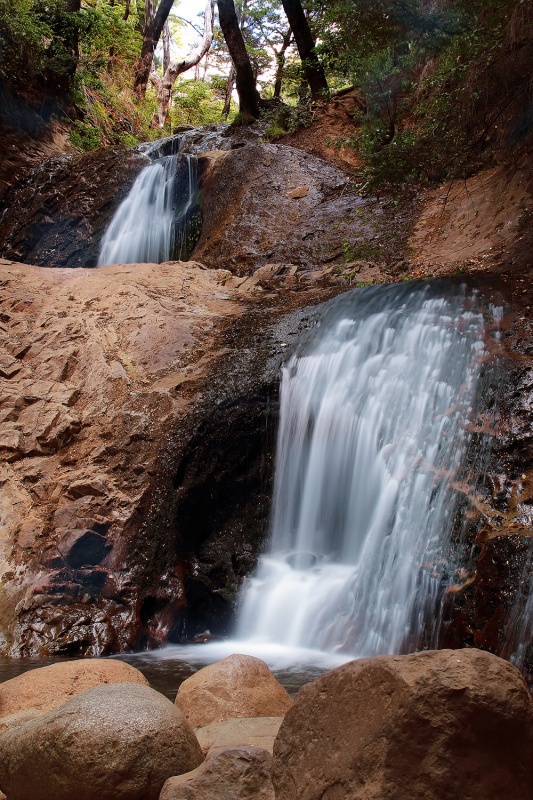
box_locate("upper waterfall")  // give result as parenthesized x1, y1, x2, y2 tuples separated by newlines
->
(97, 140, 198, 266)
(237, 283, 492, 658)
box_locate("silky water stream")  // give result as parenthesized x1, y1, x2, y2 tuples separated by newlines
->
(97, 139, 198, 266)
(0, 282, 509, 696)
(120, 281, 505, 692)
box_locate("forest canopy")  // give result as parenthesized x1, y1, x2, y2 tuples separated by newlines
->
(1, 0, 531, 186)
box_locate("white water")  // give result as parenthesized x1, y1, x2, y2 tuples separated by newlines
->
(97, 145, 197, 266)
(132, 282, 495, 674)
(236, 283, 489, 659)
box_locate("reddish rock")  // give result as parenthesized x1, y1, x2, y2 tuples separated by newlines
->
(175, 655, 292, 728)
(196, 716, 283, 756)
(160, 746, 274, 800)
(0, 260, 245, 656)
(272, 648, 533, 800)
(0, 658, 148, 719)
(193, 143, 355, 273)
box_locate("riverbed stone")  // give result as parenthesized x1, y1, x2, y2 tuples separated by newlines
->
(175, 654, 292, 728)
(0, 657, 148, 719)
(196, 716, 283, 755)
(0, 682, 204, 800)
(160, 746, 274, 800)
(272, 648, 533, 800)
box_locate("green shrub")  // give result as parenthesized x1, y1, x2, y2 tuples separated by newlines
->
(68, 119, 102, 151)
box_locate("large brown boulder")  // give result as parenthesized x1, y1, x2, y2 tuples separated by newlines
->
(0, 657, 148, 719)
(175, 654, 292, 728)
(160, 746, 274, 800)
(0, 682, 204, 800)
(272, 648, 533, 800)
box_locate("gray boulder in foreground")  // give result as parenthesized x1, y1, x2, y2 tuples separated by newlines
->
(0, 682, 204, 800)
(272, 648, 533, 800)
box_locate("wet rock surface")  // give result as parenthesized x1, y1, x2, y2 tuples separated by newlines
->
(194, 143, 379, 274)
(272, 648, 533, 800)
(0, 147, 147, 268)
(0, 682, 204, 800)
(431, 267, 533, 682)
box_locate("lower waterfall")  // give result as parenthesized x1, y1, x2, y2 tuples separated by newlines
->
(236, 283, 491, 659)
(131, 281, 499, 673)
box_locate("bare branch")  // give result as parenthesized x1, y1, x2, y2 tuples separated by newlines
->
(151, 0, 215, 128)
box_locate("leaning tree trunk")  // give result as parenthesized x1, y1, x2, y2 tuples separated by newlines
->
(217, 0, 261, 120)
(45, 0, 81, 96)
(273, 29, 292, 99)
(162, 20, 170, 73)
(133, 0, 175, 101)
(222, 63, 236, 118)
(280, 0, 328, 100)
(151, 0, 215, 127)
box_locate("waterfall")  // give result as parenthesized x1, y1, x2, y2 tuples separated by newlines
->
(97, 143, 198, 266)
(237, 283, 491, 658)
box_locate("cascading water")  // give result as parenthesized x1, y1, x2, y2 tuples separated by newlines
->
(126, 281, 500, 677)
(237, 283, 491, 659)
(97, 142, 198, 266)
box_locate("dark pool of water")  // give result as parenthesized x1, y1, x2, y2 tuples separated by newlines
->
(0, 652, 326, 701)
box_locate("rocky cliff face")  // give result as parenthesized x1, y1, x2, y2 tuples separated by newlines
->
(0, 147, 148, 268)
(0, 259, 247, 654)
(0, 253, 342, 656)
(1, 128, 533, 670)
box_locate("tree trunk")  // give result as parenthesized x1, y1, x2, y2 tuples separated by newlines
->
(133, 0, 175, 101)
(273, 29, 292, 99)
(280, 0, 328, 100)
(151, 0, 215, 127)
(222, 63, 236, 118)
(48, 0, 80, 95)
(217, 0, 260, 120)
(135, 0, 147, 34)
(162, 21, 170, 73)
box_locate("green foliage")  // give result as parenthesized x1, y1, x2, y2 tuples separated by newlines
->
(77, 3, 140, 79)
(0, 0, 160, 147)
(263, 121, 287, 141)
(315, 0, 531, 189)
(260, 101, 312, 141)
(0, 0, 79, 97)
(172, 79, 230, 127)
(68, 119, 102, 150)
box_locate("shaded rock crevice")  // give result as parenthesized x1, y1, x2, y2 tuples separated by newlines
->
(0, 147, 148, 268)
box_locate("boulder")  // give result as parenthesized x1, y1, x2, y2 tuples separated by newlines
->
(0, 710, 42, 737)
(0, 682, 204, 800)
(0, 658, 148, 719)
(196, 716, 283, 756)
(175, 654, 292, 728)
(160, 746, 274, 800)
(272, 648, 533, 800)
